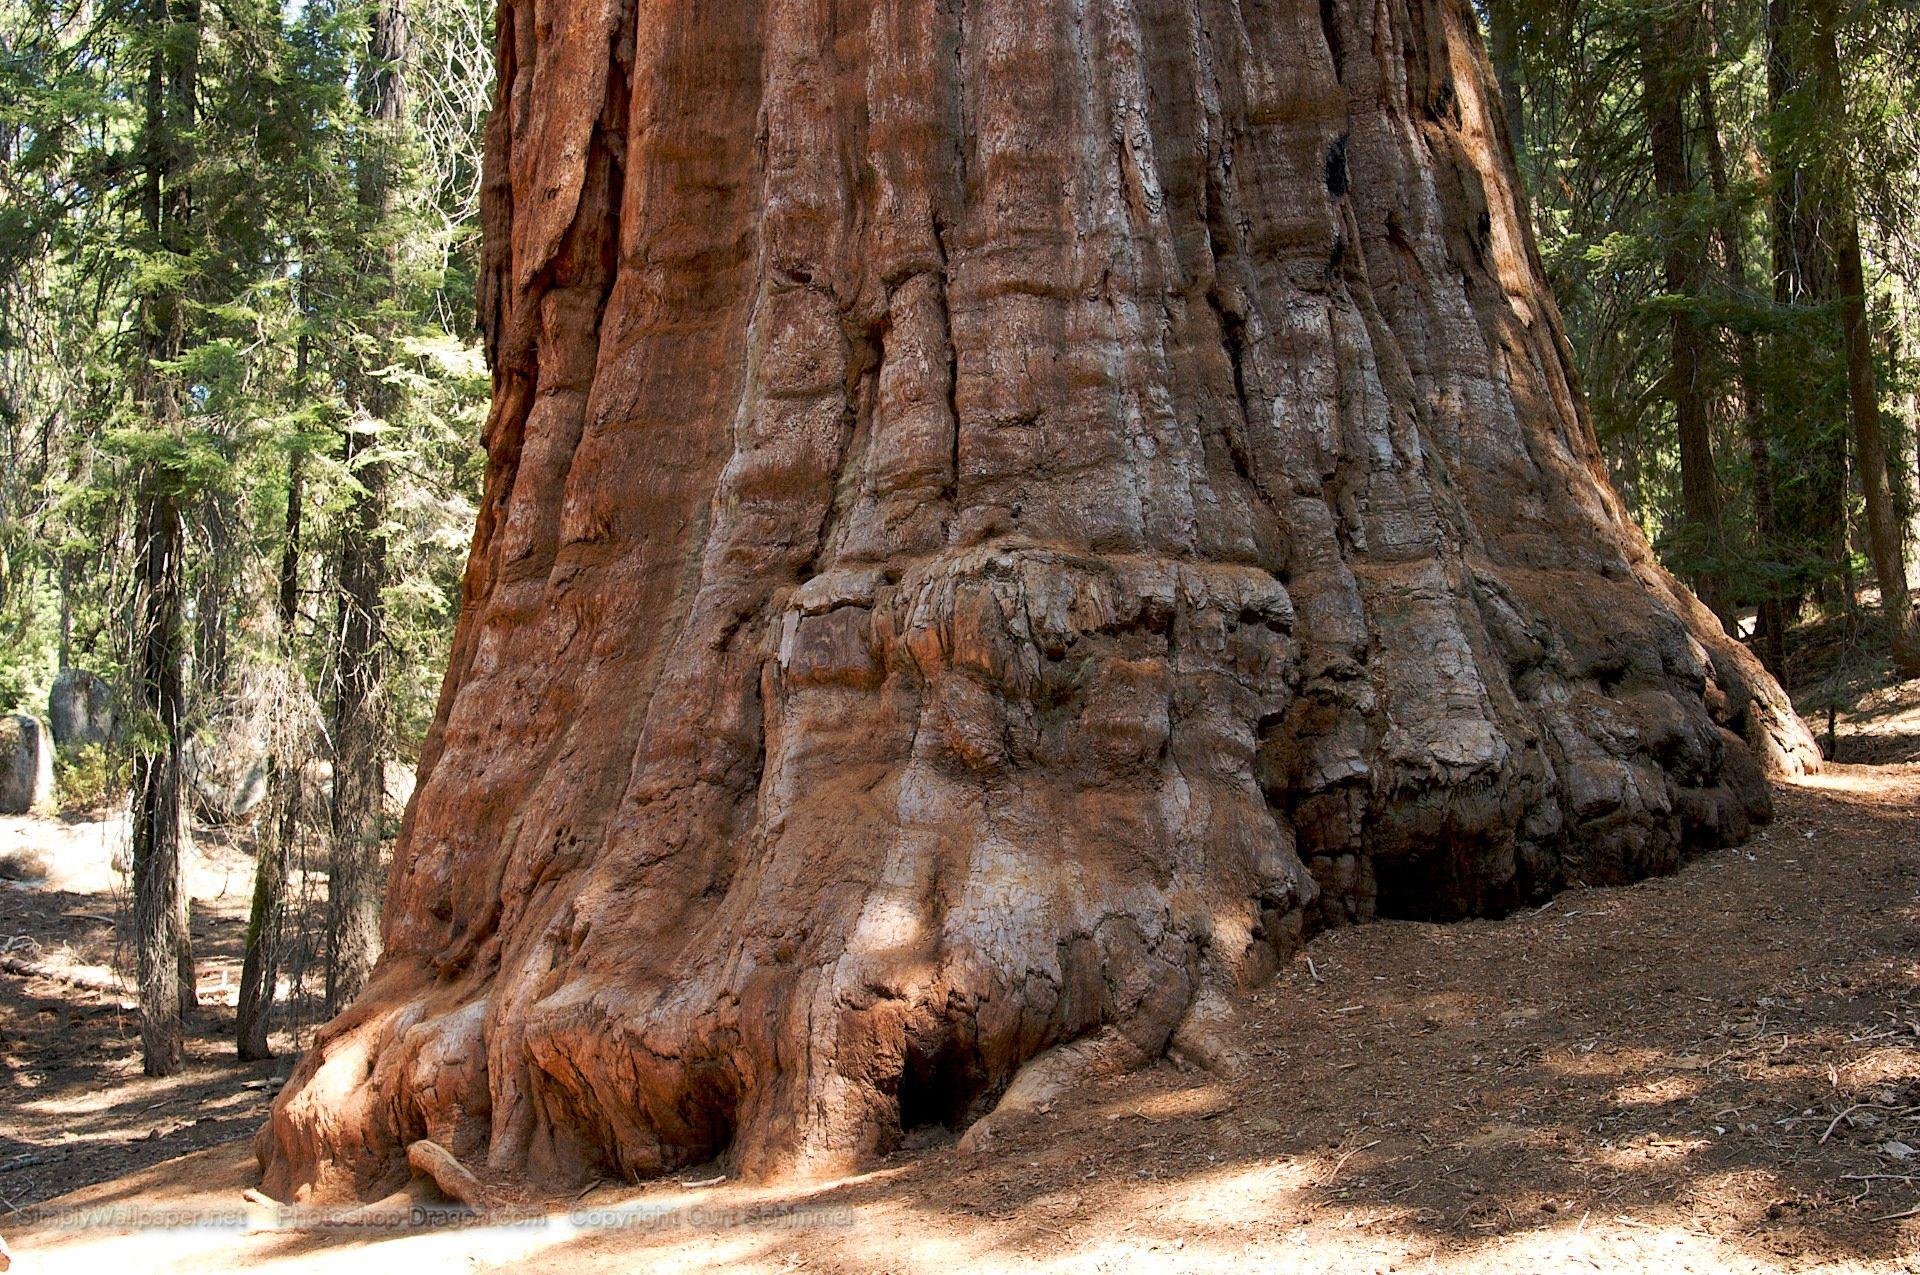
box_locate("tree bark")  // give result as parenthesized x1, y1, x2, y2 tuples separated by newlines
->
(1800, 2, 1919, 671)
(130, 0, 200, 1079)
(1642, 8, 1726, 626)
(238, 438, 306, 1060)
(325, 0, 409, 1013)
(1767, 0, 1849, 613)
(1697, 65, 1785, 673)
(260, 0, 1819, 1202)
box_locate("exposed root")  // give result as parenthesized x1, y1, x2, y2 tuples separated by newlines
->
(406, 1140, 489, 1208)
(957, 1029, 1148, 1155)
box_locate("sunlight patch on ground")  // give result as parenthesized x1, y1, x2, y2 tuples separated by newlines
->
(1788, 766, 1920, 796)
(1589, 1132, 1714, 1171)
(1608, 1072, 1708, 1109)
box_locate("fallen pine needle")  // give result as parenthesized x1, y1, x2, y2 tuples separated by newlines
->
(1323, 1140, 1382, 1184)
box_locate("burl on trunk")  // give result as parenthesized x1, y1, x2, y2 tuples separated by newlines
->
(259, 0, 1818, 1199)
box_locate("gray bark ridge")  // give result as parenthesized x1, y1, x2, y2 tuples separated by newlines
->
(258, 0, 1820, 1202)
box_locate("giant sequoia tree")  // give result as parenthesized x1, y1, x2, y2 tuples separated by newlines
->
(259, 0, 1819, 1200)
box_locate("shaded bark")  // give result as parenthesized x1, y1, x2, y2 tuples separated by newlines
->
(1767, 0, 1849, 610)
(130, 0, 200, 1079)
(325, 0, 408, 1012)
(238, 436, 306, 1060)
(261, 0, 1819, 1202)
(1642, 7, 1726, 625)
(1799, 1, 1918, 671)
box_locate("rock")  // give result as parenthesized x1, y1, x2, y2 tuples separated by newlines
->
(185, 733, 269, 825)
(47, 668, 115, 751)
(0, 716, 54, 815)
(0, 848, 51, 881)
(298, 757, 333, 812)
(382, 758, 417, 822)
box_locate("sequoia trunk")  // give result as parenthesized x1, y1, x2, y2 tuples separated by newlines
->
(260, 0, 1819, 1200)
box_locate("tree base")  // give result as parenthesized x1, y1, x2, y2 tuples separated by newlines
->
(257, 543, 1810, 1202)
(255, 0, 1820, 1203)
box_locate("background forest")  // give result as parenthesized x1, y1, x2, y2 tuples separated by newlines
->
(0, 0, 1915, 1064)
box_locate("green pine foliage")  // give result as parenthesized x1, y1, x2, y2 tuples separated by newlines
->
(0, 0, 491, 769)
(1485, 0, 1920, 648)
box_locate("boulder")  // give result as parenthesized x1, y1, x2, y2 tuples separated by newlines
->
(383, 758, 418, 822)
(0, 715, 54, 814)
(47, 668, 115, 751)
(185, 736, 270, 825)
(292, 757, 418, 823)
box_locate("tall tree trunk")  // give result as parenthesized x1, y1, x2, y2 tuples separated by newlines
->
(131, 484, 189, 1072)
(325, 0, 408, 1013)
(1801, 2, 1919, 671)
(1898, 290, 1920, 587)
(1643, 7, 1726, 626)
(1484, 0, 1527, 160)
(194, 487, 236, 705)
(239, 253, 315, 1059)
(237, 438, 306, 1059)
(1767, 0, 1848, 614)
(1697, 66, 1785, 672)
(130, 0, 200, 1079)
(261, 0, 1818, 1202)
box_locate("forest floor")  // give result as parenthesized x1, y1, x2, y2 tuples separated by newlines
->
(0, 815, 310, 1212)
(1, 654, 1918, 1272)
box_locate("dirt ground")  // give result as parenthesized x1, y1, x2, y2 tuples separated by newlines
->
(0, 815, 310, 1212)
(2, 680, 1918, 1272)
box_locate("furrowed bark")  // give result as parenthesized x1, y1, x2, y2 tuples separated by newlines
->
(131, 0, 201, 1078)
(326, 0, 410, 1012)
(259, 0, 1819, 1203)
(238, 437, 307, 1060)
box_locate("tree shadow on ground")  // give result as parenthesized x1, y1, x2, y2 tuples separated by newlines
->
(150, 765, 1920, 1274)
(0, 827, 327, 1211)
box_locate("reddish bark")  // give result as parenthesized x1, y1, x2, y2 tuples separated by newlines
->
(259, 0, 1819, 1201)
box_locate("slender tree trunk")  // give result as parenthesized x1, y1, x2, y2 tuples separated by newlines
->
(1898, 290, 1920, 587)
(1643, 8, 1726, 625)
(1697, 67, 1785, 673)
(1801, 2, 1919, 671)
(194, 487, 237, 706)
(130, 0, 200, 1078)
(57, 554, 72, 669)
(238, 438, 306, 1059)
(1831, 218, 1918, 666)
(131, 483, 189, 1072)
(325, 0, 408, 1013)
(1767, 0, 1844, 616)
(1485, 0, 1527, 160)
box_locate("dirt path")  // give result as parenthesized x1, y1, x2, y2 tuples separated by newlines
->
(0, 815, 317, 1212)
(4, 762, 1916, 1273)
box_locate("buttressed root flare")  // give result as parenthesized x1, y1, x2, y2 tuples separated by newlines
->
(257, 0, 1819, 1203)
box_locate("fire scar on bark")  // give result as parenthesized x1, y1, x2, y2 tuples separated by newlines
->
(256, 0, 1819, 1203)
